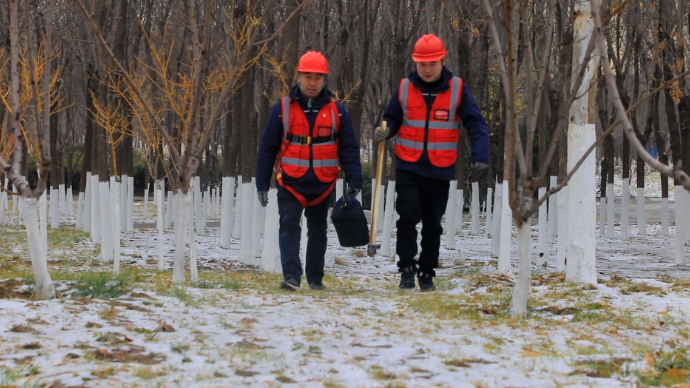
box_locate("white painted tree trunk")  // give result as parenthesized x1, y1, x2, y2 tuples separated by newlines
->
(371, 178, 377, 210)
(299, 213, 307, 273)
(23, 198, 55, 299)
(143, 186, 149, 219)
(194, 178, 203, 236)
(621, 180, 630, 240)
(99, 181, 113, 263)
(165, 191, 174, 229)
(598, 196, 607, 237)
(661, 197, 669, 236)
(380, 181, 396, 256)
(233, 176, 242, 239)
(58, 183, 66, 215)
(120, 175, 128, 233)
(66, 186, 73, 217)
(675, 185, 685, 265)
(39, 193, 47, 258)
(606, 183, 615, 238)
(0, 190, 5, 227)
(252, 188, 266, 258)
(186, 193, 198, 282)
(444, 181, 457, 250)
(511, 222, 531, 317)
(376, 185, 385, 233)
(110, 178, 121, 274)
(260, 189, 282, 274)
(454, 189, 464, 234)
(485, 187, 493, 237)
(50, 187, 58, 228)
(537, 187, 548, 266)
(76, 192, 84, 228)
(498, 182, 512, 273)
(470, 181, 480, 234)
(90, 175, 100, 243)
(491, 183, 503, 258)
(637, 188, 646, 235)
(156, 184, 165, 271)
(219, 177, 236, 248)
(240, 182, 254, 265)
(556, 186, 568, 271)
(172, 191, 192, 283)
(127, 176, 134, 232)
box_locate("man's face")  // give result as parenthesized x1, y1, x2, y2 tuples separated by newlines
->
(415, 59, 444, 82)
(299, 73, 325, 98)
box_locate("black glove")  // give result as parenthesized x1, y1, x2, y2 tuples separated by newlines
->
(257, 191, 268, 207)
(471, 162, 488, 170)
(346, 187, 360, 199)
(373, 126, 388, 142)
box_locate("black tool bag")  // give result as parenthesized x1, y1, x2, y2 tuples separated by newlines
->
(331, 196, 369, 247)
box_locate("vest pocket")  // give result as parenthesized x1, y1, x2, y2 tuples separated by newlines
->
(313, 144, 340, 182)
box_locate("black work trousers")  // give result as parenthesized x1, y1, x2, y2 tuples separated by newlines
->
(277, 186, 331, 284)
(395, 169, 450, 274)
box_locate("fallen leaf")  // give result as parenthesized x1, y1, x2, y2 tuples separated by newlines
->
(644, 352, 656, 368)
(154, 321, 176, 332)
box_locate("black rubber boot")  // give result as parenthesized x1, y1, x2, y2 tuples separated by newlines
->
(280, 278, 300, 291)
(308, 282, 326, 290)
(399, 266, 417, 289)
(417, 272, 436, 291)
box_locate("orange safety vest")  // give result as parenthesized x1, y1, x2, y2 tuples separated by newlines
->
(275, 96, 341, 207)
(394, 76, 463, 167)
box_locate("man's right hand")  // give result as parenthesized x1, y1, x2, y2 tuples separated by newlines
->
(373, 126, 388, 142)
(257, 191, 269, 207)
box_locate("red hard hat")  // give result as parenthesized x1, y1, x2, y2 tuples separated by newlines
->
(296, 51, 329, 74)
(411, 34, 447, 62)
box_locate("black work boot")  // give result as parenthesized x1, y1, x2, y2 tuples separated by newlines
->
(280, 278, 300, 291)
(399, 266, 417, 289)
(417, 271, 436, 291)
(308, 281, 326, 290)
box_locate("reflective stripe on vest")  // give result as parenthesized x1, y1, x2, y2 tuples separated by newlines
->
(395, 76, 462, 167)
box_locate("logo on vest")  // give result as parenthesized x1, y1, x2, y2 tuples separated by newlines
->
(434, 109, 450, 121)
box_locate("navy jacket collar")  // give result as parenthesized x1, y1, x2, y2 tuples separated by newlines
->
(408, 67, 455, 94)
(289, 83, 334, 110)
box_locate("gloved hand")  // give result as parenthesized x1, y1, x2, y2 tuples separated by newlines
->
(373, 126, 388, 142)
(346, 187, 360, 199)
(471, 162, 488, 170)
(257, 191, 269, 207)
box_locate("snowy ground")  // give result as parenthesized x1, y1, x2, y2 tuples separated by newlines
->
(2, 178, 690, 387)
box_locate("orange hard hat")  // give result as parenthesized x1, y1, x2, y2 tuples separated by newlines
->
(296, 51, 329, 74)
(411, 34, 447, 62)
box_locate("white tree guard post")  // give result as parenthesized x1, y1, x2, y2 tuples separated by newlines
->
(498, 182, 512, 273)
(90, 175, 101, 243)
(155, 184, 165, 271)
(120, 175, 128, 232)
(58, 183, 65, 215)
(637, 187, 646, 235)
(598, 196, 607, 237)
(511, 223, 532, 317)
(380, 181, 396, 256)
(675, 186, 686, 265)
(232, 177, 242, 239)
(165, 191, 174, 229)
(219, 177, 236, 249)
(485, 187, 493, 237)
(454, 189, 464, 234)
(240, 182, 255, 265)
(204, 188, 210, 225)
(186, 194, 198, 283)
(376, 185, 385, 233)
(143, 184, 149, 219)
(81, 172, 91, 231)
(127, 176, 134, 232)
(556, 186, 569, 271)
(76, 192, 84, 228)
(111, 178, 121, 274)
(194, 177, 203, 235)
(172, 191, 192, 284)
(299, 213, 307, 273)
(470, 181, 480, 234)
(39, 193, 48, 257)
(621, 180, 630, 240)
(23, 198, 55, 299)
(261, 189, 282, 274)
(661, 195, 669, 236)
(443, 182, 457, 250)
(536, 187, 548, 266)
(50, 187, 58, 228)
(252, 189, 266, 258)
(606, 183, 615, 238)
(491, 182, 503, 258)
(99, 181, 113, 263)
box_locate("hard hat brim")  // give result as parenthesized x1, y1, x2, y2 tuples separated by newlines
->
(296, 69, 329, 75)
(411, 51, 447, 63)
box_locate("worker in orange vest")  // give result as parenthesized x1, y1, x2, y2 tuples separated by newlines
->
(375, 34, 489, 291)
(256, 51, 363, 291)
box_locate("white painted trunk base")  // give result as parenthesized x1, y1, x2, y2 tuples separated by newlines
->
(536, 187, 548, 267)
(621, 180, 630, 240)
(252, 190, 266, 258)
(637, 188, 646, 236)
(50, 187, 58, 228)
(23, 198, 55, 299)
(219, 177, 236, 249)
(598, 196, 607, 237)
(111, 179, 121, 274)
(498, 182, 512, 274)
(444, 181, 457, 250)
(127, 176, 134, 232)
(99, 182, 113, 263)
(470, 181, 480, 234)
(90, 175, 100, 244)
(607, 183, 615, 238)
(165, 191, 174, 230)
(233, 176, 243, 239)
(547, 177, 558, 244)
(299, 214, 307, 273)
(240, 183, 255, 265)
(675, 185, 685, 265)
(380, 181, 396, 256)
(661, 197, 669, 236)
(172, 191, 191, 283)
(485, 187, 493, 237)
(39, 193, 48, 258)
(66, 186, 73, 217)
(143, 188, 149, 219)
(454, 189, 464, 234)
(490, 183, 503, 258)
(120, 175, 128, 233)
(82, 173, 91, 232)
(511, 223, 531, 317)
(260, 189, 282, 274)
(556, 187, 568, 272)
(58, 184, 66, 215)
(76, 192, 84, 228)
(155, 186, 165, 271)
(186, 193, 198, 283)
(336, 179, 344, 201)
(194, 178, 203, 236)
(376, 185, 385, 233)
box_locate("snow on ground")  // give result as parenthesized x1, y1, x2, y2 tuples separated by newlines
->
(2, 190, 690, 387)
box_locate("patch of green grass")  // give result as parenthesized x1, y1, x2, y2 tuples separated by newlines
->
(72, 272, 132, 298)
(573, 357, 632, 378)
(639, 347, 690, 386)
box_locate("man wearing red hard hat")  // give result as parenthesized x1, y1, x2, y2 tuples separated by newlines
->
(375, 34, 489, 291)
(256, 51, 363, 291)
